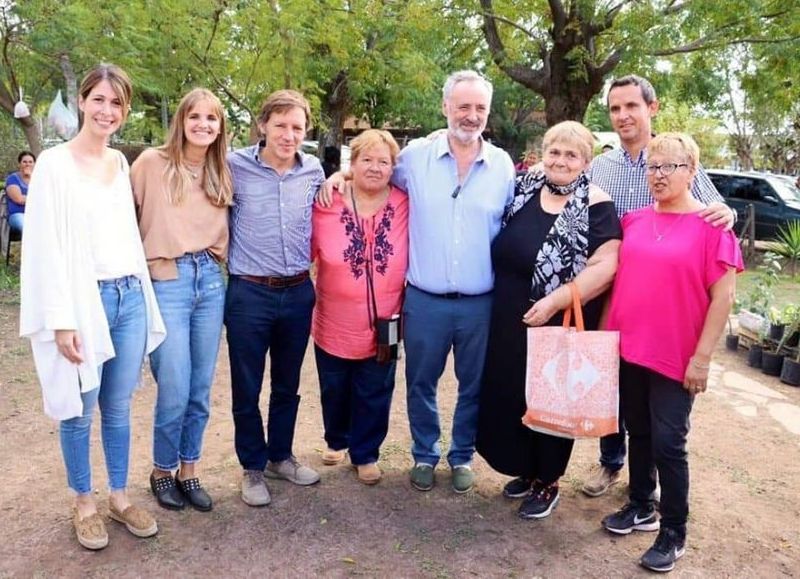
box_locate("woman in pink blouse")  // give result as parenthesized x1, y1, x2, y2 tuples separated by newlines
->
(602, 133, 743, 573)
(311, 129, 408, 485)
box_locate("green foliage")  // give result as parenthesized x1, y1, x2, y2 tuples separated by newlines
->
(0, 262, 20, 294)
(742, 252, 782, 317)
(652, 101, 728, 168)
(769, 221, 800, 278)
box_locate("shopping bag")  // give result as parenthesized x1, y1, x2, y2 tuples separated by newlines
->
(522, 283, 620, 438)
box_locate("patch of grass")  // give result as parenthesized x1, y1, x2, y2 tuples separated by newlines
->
(0, 262, 19, 294)
(419, 557, 451, 579)
(737, 271, 798, 310)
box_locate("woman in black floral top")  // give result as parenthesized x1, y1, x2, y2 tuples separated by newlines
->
(477, 121, 622, 519)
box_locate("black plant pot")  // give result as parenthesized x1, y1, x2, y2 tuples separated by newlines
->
(786, 331, 800, 348)
(747, 345, 763, 368)
(768, 323, 785, 341)
(761, 351, 785, 376)
(769, 324, 786, 342)
(725, 334, 740, 351)
(780, 358, 800, 386)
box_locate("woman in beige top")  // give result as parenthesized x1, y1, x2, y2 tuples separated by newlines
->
(131, 88, 232, 512)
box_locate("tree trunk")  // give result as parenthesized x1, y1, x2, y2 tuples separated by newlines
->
(318, 70, 349, 153)
(731, 134, 753, 170)
(542, 78, 597, 125)
(59, 54, 78, 115)
(19, 115, 43, 156)
(480, 0, 619, 127)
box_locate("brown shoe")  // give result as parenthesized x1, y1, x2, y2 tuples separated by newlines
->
(582, 465, 621, 497)
(322, 448, 346, 465)
(108, 503, 158, 538)
(356, 463, 382, 485)
(73, 509, 108, 550)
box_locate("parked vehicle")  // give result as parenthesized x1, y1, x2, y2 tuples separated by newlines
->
(301, 140, 351, 173)
(707, 169, 800, 239)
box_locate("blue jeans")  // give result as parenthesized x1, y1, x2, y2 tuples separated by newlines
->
(403, 286, 493, 467)
(314, 345, 396, 465)
(225, 276, 315, 470)
(150, 252, 225, 470)
(8, 212, 23, 232)
(60, 276, 147, 494)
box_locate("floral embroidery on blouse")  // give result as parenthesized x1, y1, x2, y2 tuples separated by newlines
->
(341, 204, 396, 279)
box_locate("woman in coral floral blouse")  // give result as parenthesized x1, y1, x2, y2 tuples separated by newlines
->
(311, 129, 408, 485)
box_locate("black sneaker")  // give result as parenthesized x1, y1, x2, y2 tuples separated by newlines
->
(503, 477, 534, 499)
(602, 502, 660, 535)
(640, 527, 686, 573)
(518, 481, 559, 519)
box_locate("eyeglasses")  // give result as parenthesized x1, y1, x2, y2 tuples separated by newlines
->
(645, 163, 689, 176)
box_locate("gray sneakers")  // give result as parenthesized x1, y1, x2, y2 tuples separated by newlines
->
(582, 465, 622, 497)
(241, 470, 271, 507)
(265, 457, 321, 486)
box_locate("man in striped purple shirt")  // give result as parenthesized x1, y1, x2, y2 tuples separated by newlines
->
(582, 75, 734, 499)
(226, 90, 325, 507)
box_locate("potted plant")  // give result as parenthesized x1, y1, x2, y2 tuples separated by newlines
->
(747, 338, 764, 368)
(761, 341, 785, 376)
(725, 316, 740, 351)
(781, 304, 800, 348)
(763, 315, 800, 377)
(779, 317, 800, 387)
(767, 307, 785, 342)
(739, 253, 781, 335)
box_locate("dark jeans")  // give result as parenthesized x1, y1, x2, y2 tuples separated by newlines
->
(314, 345, 396, 465)
(225, 276, 315, 470)
(621, 359, 694, 537)
(599, 420, 627, 472)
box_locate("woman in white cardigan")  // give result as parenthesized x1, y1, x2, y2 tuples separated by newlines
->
(19, 63, 165, 551)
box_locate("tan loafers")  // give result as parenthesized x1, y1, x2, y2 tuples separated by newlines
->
(108, 503, 158, 538)
(322, 448, 347, 465)
(356, 463, 382, 485)
(73, 509, 108, 550)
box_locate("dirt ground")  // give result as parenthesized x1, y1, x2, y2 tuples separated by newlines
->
(1, 290, 799, 579)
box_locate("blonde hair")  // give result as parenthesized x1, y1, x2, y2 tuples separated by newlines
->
(78, 63, 133, 123)
(256, 89, 312, 131)
(542, 121, 594, 163)
(159, 88, 233, 206)
(648, 132, 700, 169)
(349, 129, 401, 165)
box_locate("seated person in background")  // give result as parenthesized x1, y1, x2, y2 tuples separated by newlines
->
(5, 151, 36, 232)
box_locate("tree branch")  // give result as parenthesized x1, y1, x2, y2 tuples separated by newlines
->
(651, 33, 800, 56)
(548, 0, 567, 35)
(479, 0, 547, 93)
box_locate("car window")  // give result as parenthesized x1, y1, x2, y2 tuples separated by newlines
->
(768, 176, 800, 203)
(751, 179, 781, 203)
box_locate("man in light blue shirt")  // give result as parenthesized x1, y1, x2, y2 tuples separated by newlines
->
(396, 71, 515, 493)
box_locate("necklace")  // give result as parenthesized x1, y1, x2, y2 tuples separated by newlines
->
(652, 209, 689, 242)
(184, 160, 206, 180)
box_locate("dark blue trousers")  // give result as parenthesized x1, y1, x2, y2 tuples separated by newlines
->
(314, 345, 396, 465)
(225, 276, 315, 470)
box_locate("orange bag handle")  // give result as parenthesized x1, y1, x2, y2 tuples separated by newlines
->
(561, 282, 585, 332)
